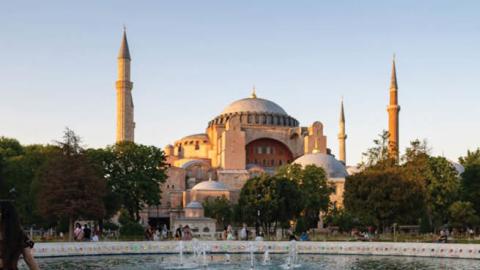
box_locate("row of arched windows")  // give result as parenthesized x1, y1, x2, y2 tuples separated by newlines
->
(208, 113, 299, 127)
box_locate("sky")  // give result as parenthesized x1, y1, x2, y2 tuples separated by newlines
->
(1, 1, 479, 165)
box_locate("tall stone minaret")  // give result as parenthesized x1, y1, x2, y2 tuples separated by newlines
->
(116, 28, 135, 143)
(387, 55, 400, 161)
(338, 98, 347, 164)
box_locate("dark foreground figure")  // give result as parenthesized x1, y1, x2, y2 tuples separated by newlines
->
(0, 201, 39, 270)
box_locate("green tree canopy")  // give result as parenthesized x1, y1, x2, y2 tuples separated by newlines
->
(359, 130, 397, 170)
(448, 201, 479, 229)
(4, 144, 58, 226)
(0, 137, 24, 158)
(237, 174, 302, 234)
(459, 148, 480, 168)
(424, 157, 460, 229)
(344, 167, 425, 230)
(203, 195, 233, 229)
(101, 142, 168, 221)
(85, 148, 123, 221)
(277, 164, 333, 228)
(460, 164, 480, 215)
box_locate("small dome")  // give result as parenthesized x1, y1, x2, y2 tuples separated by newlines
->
(191, 179, 228, 191)
(221, 97, 288, 115)
(180, 133, 209, 142)
(449, 160, 465, 175)
(293, 153, 348, 178)
(186, 201, 203, 209)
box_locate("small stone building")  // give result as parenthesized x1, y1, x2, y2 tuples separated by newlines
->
(171, 201, 216, 239)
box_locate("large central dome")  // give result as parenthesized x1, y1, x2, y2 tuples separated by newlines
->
(221, 97, 288, 115)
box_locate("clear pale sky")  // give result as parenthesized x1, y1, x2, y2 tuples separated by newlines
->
(1, 1, 479, 165)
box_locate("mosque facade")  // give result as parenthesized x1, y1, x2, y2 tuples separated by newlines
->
(115, 30, 400, 229)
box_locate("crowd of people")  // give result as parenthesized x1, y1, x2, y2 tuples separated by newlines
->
(142, 222, 312, 242)
(73, 223, 101, 242)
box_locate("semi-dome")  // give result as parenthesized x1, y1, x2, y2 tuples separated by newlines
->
(185, 201, 203, 209)
(293, 153, 348, 179)
(191, 179, 228, 191)
(221, 97, 288, 115)
(179, 133, 209, 142)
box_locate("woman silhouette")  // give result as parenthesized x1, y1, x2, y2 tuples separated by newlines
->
(0, 201, 39, 270)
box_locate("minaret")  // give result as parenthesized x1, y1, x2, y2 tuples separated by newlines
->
(338, 98, 347, 164)
(387, 55, 400, 161)
(116, 28, 135, 143)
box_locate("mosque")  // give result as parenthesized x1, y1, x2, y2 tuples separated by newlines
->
(114, 30, 400, 229)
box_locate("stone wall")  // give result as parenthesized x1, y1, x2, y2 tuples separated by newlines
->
(32, 241, 480, 259)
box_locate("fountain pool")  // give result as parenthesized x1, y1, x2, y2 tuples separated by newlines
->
(19, 253, 480, 270)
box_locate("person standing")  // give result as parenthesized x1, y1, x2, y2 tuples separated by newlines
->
(175, 225, 183, 240)
(182, 225, 192, 241)
(73, 223, 83, 241)
(226, 225, 235, 240)
(83, 224, 91, 241)
(144, 225, 154, 241)
(161, 224, 168, 240)
(239, 223, 248, 241)
(0, 201, 40, 270)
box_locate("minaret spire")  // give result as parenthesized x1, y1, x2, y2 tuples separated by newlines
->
(116, 27, 135, 143)
(118, 27, 131, 60)
(387, 54, 400, 161)
(338, 97, 347, 164)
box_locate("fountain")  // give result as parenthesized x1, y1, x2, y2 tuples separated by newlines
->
(201, 243, 208, 268)
(167, 241, 199, 269)
(281, 240, 301, 269)
(248, 241, 256, 270)
(178, 241, 184, 267)
(262, 249, 271, 265)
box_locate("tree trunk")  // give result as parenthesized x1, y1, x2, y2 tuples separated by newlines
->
(68, 216, 73, 241)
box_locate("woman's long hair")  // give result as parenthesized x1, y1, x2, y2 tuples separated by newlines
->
(1, 201, 24, 269)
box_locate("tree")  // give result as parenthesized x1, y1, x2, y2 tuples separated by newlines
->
(237, 174, 302, 234)
(0, 137, 24, 199)
(85, 148, 123, 222)
(203, 195, 233, 229)
(277, 164, 333, 229)
(402, 139, 431, 163)
(448, 201, 479, 229)
(402, 141, 461, 231)
(360, 130, 396, 169)
(324, 208, 359, 233)
(0, 152, 5, 198)
(459, 148, 480, 168)
(3, 144, 58, 226)
(102, 142, 167, 221)
(424, 157, 460, 229)
(344, 167, 425, 230)
(36, 129, 106, 240)
(0, 137, 24, 158)
(460, 164, 480, 215)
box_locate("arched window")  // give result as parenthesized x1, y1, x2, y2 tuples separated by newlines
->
(203, 227, 210, 233)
